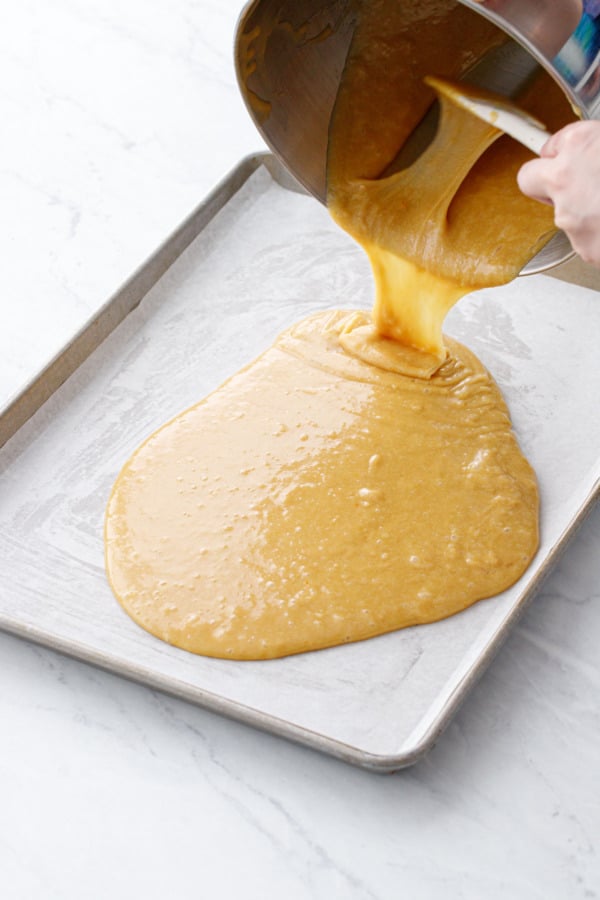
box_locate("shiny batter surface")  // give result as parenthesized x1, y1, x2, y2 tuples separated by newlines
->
(105, 311, 538, 660)
(327, 0, 576, 357)
(105, 0, 554, 659)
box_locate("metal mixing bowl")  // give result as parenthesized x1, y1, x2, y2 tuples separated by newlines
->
(235, 0, 594, 274)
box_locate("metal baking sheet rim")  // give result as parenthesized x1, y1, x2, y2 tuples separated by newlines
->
(1, 152, 598, 773)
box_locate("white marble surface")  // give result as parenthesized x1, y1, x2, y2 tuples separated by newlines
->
(1, 2, 599, 898)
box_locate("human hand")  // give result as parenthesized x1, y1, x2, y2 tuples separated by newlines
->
(517, 121, 600, 267)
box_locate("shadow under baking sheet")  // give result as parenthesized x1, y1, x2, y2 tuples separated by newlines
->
(0, 155, 599, 771)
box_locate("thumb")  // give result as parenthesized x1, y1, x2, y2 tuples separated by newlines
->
(517, 157, 555, 206)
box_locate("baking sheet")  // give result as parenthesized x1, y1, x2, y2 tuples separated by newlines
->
(1, 156, 599, 771)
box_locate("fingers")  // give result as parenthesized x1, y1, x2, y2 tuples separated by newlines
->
(539, 122, 588, 159)
(518, 121, 600, 205)
(538, 131, 563, 159)
(517, 120, 600, 268)
(516, 128, 569, 204)
(517, 158, 555, 206)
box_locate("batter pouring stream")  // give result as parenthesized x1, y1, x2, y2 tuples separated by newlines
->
(105, 0, 574, 658)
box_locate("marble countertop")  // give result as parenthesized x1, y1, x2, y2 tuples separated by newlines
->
(1, 2, 598, 897)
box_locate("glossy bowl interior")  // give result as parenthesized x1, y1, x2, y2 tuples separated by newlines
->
(235, 0, 586, 273)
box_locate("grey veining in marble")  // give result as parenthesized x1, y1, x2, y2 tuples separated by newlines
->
(1, 165, 599, 767)
(1, 2, 599, 896)
(0, 0, 260, 407)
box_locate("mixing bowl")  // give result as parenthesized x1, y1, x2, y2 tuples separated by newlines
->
(235, 0, 595, 273)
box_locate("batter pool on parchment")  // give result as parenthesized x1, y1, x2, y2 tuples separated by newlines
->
(105, 0, 562, 659)
(105, 310, 539, 660)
